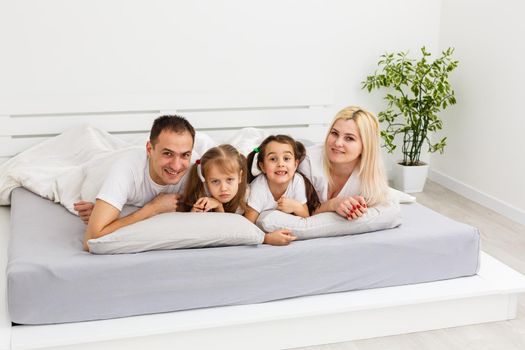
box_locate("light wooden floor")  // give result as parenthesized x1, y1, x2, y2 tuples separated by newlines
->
(297, 180, 525, 350)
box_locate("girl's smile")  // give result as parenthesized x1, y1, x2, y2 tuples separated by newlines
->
(259, 141, 298, 187)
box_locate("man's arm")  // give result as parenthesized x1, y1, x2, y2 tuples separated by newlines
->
(83, 200, 120, 250)
(83, 193, 179, 251)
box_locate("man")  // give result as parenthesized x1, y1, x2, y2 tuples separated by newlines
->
(78, 115, 196, 250)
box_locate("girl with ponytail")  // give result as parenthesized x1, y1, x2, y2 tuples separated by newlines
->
(245, 135, 320, 245)
(183, 144, 248, 214)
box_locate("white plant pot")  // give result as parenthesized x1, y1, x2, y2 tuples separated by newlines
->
(392, 162, 429, 193)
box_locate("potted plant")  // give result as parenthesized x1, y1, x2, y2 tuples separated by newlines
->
(362, 47, 459, 193)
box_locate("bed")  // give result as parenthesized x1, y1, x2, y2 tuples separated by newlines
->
(1, 94, 525, 349)
(8, 187, 479, 325)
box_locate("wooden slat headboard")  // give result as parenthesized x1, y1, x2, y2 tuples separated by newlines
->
(0, 91, 333, 164)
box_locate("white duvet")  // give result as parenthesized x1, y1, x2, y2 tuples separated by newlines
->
(0, 125, 128, 209)
(0, 125, 413, 215)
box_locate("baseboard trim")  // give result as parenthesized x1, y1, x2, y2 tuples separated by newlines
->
(428, 169, 525, 226)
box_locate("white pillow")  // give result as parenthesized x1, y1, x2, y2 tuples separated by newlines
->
(388, 187, 416, 203)
(227, 127, 269, 156)
(194, 132, 220, 156)
(257, 200, 402, 240)
(88, 212, 265, 254)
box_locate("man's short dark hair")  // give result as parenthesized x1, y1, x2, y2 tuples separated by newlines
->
(149, 115, 196, 146)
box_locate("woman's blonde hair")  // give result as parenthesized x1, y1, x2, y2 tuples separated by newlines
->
(323, 106, 389, 206)
(183, 144, 248, 213)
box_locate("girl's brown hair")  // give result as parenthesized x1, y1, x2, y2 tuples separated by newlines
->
(183, 144, 248, 213)
(247, 135, 320, 215)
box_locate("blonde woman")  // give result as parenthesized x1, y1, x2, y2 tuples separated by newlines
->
(299, 106, 389, 220)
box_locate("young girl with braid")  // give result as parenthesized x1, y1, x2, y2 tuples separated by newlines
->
(245, 135, 320, 246)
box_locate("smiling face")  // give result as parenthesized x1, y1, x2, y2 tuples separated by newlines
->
(146, 130, 193, 185)
(259, 141, 299, 186)
(205, 164, 242, 204)
(326, 118, 363, 166)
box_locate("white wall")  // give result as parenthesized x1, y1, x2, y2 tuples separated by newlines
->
(0, 0, 440, 107)
(432, 0, 525, 224)
(0, 0, 442, 178)
(3, 1, 472, 191)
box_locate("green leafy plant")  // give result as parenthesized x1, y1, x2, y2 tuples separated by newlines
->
(362, 47, 459, 166)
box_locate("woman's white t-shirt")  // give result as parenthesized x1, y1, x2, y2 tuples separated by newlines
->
(247, 173, 307, 213)
(298, 143, 360, 202)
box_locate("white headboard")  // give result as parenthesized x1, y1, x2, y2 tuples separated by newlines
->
(0, 91, 333, 164)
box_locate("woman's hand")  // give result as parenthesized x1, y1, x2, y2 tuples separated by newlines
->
(332, 195, 368, 220)
(192, 197, 224, 212)
(263, 229, 297, 246)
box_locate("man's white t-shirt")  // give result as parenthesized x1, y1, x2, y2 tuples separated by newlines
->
(247, 173, 307, 213)
(96, 149, 194, 211)
(298, 143, 360, 202)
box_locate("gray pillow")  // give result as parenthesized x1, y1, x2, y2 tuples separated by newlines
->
(88, 212, 265, 254)
(257, 200, 402, 240)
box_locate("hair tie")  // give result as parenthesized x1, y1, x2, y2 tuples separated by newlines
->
(196, 160, 205, 182)
(251, 157, 262, 177)
(253, 147, 260, 153)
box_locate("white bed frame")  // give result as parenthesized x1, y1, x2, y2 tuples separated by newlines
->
(1, 93, 525, 349)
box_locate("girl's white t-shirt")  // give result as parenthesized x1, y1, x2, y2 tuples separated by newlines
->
(247, 173, 307, 213)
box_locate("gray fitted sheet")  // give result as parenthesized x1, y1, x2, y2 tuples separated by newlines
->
(7, 188, 480, 325)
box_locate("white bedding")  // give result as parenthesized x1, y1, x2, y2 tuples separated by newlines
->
(0, 125, 129, 207)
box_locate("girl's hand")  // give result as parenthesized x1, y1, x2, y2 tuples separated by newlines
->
(263, 229, 297, 246)
(333, 196, 367, 221)
(192, 197, 224, 212)
(276, 197, 301, 214)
